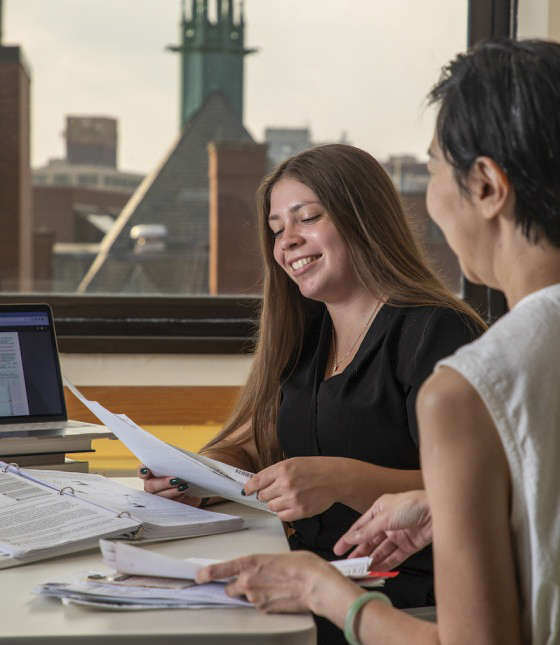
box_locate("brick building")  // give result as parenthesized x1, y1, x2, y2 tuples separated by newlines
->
(0, 46, 33, 291)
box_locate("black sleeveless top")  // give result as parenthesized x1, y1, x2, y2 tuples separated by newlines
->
(277, 303, 481, 600)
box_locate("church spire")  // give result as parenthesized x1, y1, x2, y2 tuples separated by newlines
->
(168, 0, 257, 129)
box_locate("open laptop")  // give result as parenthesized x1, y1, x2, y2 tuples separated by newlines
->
(0, 303, 111, 438)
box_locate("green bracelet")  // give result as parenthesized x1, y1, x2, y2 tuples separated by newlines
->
(344, 591, 393, 645)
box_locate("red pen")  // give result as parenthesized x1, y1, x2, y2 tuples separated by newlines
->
(366, 571, 399, 578)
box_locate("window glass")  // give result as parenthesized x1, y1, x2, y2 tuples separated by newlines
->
(2, 0, 466, 297)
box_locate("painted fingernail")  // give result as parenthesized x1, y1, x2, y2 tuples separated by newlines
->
(139, 467, 149, 475)
(240, 489, 246, 496)
(178, 483, 189, 492)
(169, 478, 180, 485)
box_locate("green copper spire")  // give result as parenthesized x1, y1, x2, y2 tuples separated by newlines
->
(168, 0, 256, 129)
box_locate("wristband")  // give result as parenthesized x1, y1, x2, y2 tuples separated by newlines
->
(344, 591, 392, 645)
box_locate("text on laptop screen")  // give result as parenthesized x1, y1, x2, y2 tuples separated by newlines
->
(0, 310, 65, 420)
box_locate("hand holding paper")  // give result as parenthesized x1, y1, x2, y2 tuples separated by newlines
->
(64, 380, 270, 512)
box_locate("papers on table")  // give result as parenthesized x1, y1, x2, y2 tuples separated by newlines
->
(35, 540, 395, 610)
(31, 469, 244, 540)
(64, 379, 269, 512)
(331, 556, 373, 578)
(35, 539, 249, 610)
(0, 467, 139, 567)
(35, 570, 251, 610)
(331, 557, 399, 588)
(100, 540, 387, 585)
(0, 463, 243, 569)
(100, 539, 222, 581)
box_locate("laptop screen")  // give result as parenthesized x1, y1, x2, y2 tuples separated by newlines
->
(0, 304, 67, 423)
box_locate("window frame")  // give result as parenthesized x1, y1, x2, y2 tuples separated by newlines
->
(463, 0, 514, 320)
(0, 294, 259, 354)
(6, 0, 510, 353)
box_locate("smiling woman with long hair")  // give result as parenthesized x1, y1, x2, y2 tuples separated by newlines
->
(139, 142, 484, 643)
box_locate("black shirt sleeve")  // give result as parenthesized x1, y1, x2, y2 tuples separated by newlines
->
(396, 307, 482, 445)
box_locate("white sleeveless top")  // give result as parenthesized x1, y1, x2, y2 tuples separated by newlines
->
(438, 284, 560, 645)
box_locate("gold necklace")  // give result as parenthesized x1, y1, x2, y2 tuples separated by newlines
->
(331, 301, 381, 373)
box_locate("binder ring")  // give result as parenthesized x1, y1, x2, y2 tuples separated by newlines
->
(2, 462, 19, 472)
(117, 511, 132, 518)
(58, 486, 75, 495)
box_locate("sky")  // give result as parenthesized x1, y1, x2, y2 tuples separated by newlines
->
(3, 0, 468, 175)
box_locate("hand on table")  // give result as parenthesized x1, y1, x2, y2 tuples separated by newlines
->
(333, 490, 432, 569)
(196, 551, 360, 618)
(243, 456, 341, 521)
(137, 464, 203, 507)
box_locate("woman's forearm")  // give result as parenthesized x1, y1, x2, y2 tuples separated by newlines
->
(332, 458, 424, 514)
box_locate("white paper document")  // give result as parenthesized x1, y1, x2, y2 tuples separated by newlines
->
(331, 556, 373, 578)
(27, 469, 244, 538)
(0, 469, 139, 562)
(35, 542, 381, 611)
(100, 540, 377, 584)
(0, 462, 244, 568)
(100, 539, 221, 580)
(64, 379, 270, 512)
(35, 570, 251, 610)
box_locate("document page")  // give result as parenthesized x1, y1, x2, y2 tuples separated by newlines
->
(100, 540, 386, 585)
(30, 469, 244, 534)
(0, 469, 139, 559)
(64, 380, 269, 512)
(35, 570, 251, 609)
(0, 331, 29, 416)
(100, 539, 221, 580)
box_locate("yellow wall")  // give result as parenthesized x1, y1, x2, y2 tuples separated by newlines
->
(73, 424, 221, 476)
(61, 354, 252, 474)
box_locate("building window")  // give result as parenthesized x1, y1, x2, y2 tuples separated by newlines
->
(78, 174, 99, 186)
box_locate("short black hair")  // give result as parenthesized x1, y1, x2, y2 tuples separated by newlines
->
(428, 38, 560, 247)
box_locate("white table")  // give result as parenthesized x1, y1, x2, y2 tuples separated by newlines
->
(0, 479, 316, 644)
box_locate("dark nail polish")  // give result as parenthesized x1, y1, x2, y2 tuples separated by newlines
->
(140, 467, 149, 475)
(178, 483, 189, 492)
(169, 478, 180, 485)
(240, 489, 246, 496)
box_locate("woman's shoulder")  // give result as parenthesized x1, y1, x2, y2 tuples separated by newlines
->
(384, 303, 483, 342)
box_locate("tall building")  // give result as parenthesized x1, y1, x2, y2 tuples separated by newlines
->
(265, 128, 314, 168)
(79, 0, 265, 296)
(31, 116, 144, 292)
(66, 116, 118, 167)
(383, 155, 461, 293)
(168, 0, 256, 128)
(0, 42, 33, 291)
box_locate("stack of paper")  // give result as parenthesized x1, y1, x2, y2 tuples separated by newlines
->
(35, 571, 251, 610)
(35, 540, 251, 610)
(0, 463, 243, 569)
(35, 540, 396, 610)
(32, 469, 245, 540)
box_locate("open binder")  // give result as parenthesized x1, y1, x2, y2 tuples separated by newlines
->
(0, 461, 244, 569)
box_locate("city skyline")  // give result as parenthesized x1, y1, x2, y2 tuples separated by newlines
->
(3, 0, 468, 174)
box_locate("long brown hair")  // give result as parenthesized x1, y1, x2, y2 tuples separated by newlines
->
(205, 144, 485, 470)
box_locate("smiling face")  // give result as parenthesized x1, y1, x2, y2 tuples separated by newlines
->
(268, 177, 361, 304)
